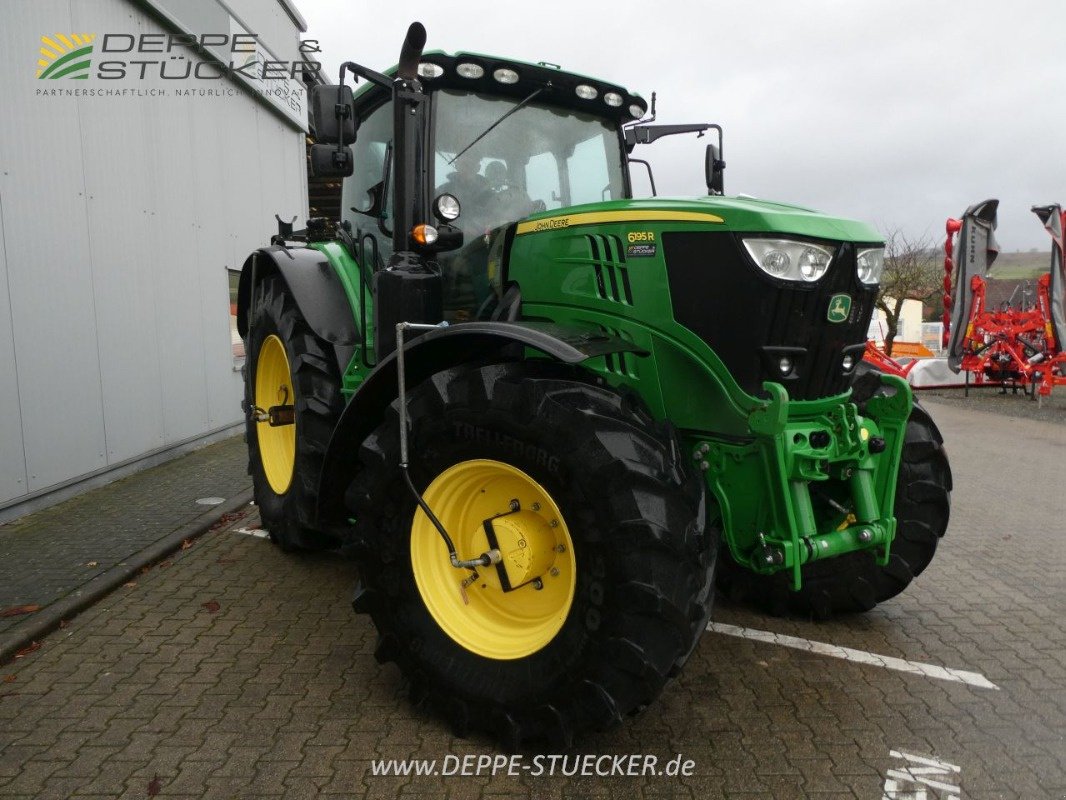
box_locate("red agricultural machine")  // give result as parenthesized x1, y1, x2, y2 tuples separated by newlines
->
(942, 200, 1066, 398)
(862, 340, 915, 380)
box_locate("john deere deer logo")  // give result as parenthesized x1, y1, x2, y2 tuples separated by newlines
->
(827, 294, 852, 323)
(37, 34, 95, 80)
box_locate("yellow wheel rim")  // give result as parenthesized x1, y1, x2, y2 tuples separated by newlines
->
(411, 459, 576, 660)
(255, 334, 296, 494)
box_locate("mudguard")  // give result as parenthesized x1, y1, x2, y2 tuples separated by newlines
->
(947, 199, 999, 372)
(315, 320, 648, 525)
(236, 246, 359, 348)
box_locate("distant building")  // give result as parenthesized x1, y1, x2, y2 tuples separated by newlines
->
(921, 322, 944, 355)
(0, 0, 310, 520)
(867, 297, 924, 347)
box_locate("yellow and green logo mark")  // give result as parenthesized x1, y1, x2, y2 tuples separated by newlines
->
(827, 294, 852, 323)
(37, 33, 96, 80)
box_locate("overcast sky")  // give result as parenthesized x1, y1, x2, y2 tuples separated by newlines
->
(300, 0, 1065, 252)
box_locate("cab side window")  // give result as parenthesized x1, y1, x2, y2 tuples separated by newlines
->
(342, 101, 393, 269)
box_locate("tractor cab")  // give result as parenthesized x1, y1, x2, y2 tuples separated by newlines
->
(336, 52, 642, 321)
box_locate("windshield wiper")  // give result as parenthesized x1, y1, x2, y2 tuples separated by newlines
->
(447, 85, 548, 166)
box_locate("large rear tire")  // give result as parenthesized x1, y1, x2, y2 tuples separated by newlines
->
(245, 274, 344, 551)
(717, 368, 952, 617)
(345, 363, 716, 748)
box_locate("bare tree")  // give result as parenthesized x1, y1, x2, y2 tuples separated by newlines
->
(875, 231, 941, 356)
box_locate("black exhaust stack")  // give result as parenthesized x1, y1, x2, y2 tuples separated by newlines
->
(375, 22, 443, 360)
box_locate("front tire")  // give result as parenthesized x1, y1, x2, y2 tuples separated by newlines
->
(245, 274, 344, 551)
(345, 363, 716, 748)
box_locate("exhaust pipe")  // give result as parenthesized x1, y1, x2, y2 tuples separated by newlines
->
(375, 21, 443, 360)
(396, 22, 427, 80)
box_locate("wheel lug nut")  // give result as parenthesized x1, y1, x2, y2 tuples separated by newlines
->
(550, 567, 560, 577)
(509, 499, 520, 512)
(554, 544, 566, 553)
(532, 579, 544, 590)
(550, 519, 558, 528)
(531, 502, 541, 512)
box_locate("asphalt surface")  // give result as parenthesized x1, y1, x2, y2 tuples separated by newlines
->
(0, 400, 1063, 799)
(919, 385, 1066, 426)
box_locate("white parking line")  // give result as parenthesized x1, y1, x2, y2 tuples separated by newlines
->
(707, 622, 999, 690)
(235, 527, 270, 539)
(883, 750, 961, 799)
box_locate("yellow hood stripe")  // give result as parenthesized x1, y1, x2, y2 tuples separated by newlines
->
(515, 209, 724, 235)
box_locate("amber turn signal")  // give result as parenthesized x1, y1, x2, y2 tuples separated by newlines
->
(412, 224, 438, 245)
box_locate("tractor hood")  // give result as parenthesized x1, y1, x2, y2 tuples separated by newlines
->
(507, 194, 882, 402)
(514, 196, 883, 243)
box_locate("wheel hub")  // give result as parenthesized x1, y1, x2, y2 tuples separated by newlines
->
(480, 509, 559, 592)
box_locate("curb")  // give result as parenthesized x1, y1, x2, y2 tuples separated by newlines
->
(0, 488, 254, 665)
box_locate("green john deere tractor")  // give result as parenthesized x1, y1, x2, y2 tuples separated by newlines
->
(236, 23, 951, 746)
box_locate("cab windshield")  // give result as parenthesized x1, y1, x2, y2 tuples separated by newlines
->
(432, 89, 626, 319)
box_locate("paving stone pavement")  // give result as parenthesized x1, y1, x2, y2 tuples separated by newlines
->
(0, 401, 1063, 798)
(0, 435, 250, 636)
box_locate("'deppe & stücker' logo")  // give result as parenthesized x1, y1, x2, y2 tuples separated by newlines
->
(37, 33, 96, 80)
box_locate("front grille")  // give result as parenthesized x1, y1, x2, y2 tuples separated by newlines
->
(662, 232, 877, 400)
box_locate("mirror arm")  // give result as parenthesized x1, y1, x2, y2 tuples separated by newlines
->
(709, 123, 724, 164)
(624, 122, 714, 149)
(339, 60, 392, 91)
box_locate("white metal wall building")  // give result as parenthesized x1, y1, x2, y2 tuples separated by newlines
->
(0, 0, 310, 519)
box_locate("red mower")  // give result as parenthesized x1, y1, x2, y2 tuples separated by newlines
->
(942, 200, 1066, 399)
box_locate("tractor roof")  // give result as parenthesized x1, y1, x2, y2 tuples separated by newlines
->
(351, 50, 647, 124)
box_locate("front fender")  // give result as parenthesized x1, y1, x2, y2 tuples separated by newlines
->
(316, 320, 647, 525)
(236, 246, 359, 347)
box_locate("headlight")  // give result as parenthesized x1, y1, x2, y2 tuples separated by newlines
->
(741, 238, 834, 282)
(456, 62, 484, 79)
(856, 247, 885, 285)
(433, 193, 460, 221)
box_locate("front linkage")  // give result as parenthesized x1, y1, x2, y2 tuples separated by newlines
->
(695, 374, 912, 591)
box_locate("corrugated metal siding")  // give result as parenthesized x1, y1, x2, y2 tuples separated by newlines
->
(226, 0, 303, 59)
(0, 0, 308, 510)
(0, 202, 29, 504)
(79, 92, 167, 463)
(0, 27, 110, 492)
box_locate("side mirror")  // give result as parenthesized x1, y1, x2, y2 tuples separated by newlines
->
(310, 143, 354, 178)
(310, 84, 357, 144)
(705, 143, 725, 196)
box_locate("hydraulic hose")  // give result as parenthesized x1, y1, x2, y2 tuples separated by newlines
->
(401, 465, 498, 569)
(395, 322, 500, 571)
